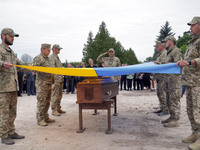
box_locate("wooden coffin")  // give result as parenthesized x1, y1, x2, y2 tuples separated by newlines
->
(76, 77, 118, 104)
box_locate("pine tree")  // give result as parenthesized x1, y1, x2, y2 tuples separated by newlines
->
(82, 21, 139, 65)
(152, 21, 175, 60)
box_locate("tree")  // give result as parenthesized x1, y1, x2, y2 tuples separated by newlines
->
(82, 21, 138, 65)
(144, 56, 154, 62)
(20, 54, 33, 64)
(153, 21, 175, 60)
(124, 48, 138, 65)
(176, 31, 192, 54)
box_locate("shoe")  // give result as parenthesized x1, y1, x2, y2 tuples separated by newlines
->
(52, 110, 61, 116)
(182, 133, 198, 143)
(38, 120, 48, 126)
(163, 120, 179, 128)
(58, 109, 66, 114)
(153, 109, 162, 114)
(161, 117, 172, 124)
(158, 111, 169, 116)
(46, 118, 55, 123)
(10, 132, 25, 139)
(1, 136, 15, 145)
(189, 139, 200, 150)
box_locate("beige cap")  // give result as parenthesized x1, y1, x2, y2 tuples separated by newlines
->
(52, 44, 62, 50)
(41, 43, 51, 50)
(108, 48, 115, 52)
(154, 41, 163, 47)
(162, 36, 176, 42)
(1, 28, 19, 37)
(187, 16, 200, 25)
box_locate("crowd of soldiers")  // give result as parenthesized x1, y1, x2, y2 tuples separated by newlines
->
(0, 16, 200, 150)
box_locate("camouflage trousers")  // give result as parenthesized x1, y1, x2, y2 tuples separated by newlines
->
(186, 86, 200, 131)
(51, 82, 63, 110)
(36, 84, 52, 123)
(166, 75, 181, 120)
(0, 91, 17, 138)
(156, 79, 168, 112)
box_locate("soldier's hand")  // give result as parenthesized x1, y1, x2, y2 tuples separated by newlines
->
(3, 62, 13, 69)
(104, 52, 108, 55)
(176, 60, 188, 67)
(152, 61, 157, 64)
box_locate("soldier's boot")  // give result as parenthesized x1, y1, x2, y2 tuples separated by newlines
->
(38, 120, 48, 126)
(163, 120, 179, 128)
(46, 118, 55, 123)
(1, 136, 15, 145)
(58, 108, 66, 114)
(158, 111, 169, 116)
(182, 130, 198, 143)
(161, 117, 172, 124)
(188, 139, 200, 150)
(10, 132, 25, 139)
(52, 109, 61, 116)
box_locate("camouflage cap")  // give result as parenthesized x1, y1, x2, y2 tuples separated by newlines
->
(52, 44, 63, 50)
(41, 43, 51, 50)
(1, 28, 19, 37)
(108, 48, 115, 52)
(154, 41, 163, 47)
(162, 36, 176, 42)
(187, 16, 200, 25)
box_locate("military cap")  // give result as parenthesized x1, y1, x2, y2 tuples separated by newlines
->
(162, 36, 176, 42)
(187, 16, 200, 25)
(108, 48, 115, 52)
(154, 41, 163, 47)
(41, 43, 51, 50)
(52, 44, 63, 50)
(1, 28, 19, 37)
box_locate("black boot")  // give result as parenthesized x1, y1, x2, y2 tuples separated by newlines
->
(10, 132, 25, 139)
(1, 136, 15, 145)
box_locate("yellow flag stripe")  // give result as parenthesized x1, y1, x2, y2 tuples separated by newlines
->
(13, 65, 98, 77)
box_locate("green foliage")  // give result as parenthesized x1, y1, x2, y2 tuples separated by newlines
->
(153, 21, 175, 60)
(82, 21, 138, 65)
(144, 57, 154, 62)
(177, 31, 192, 54)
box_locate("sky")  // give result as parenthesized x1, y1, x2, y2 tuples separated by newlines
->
(0, 0, 199, 63)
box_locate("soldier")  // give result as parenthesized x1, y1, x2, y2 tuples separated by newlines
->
(153, 41, 169, 116)
(176, 16, 200, 150)
(0, 28, 25, 145)
(33, 43, 55, 126)
(50, 44, 66, 116)
(97, 48, 121, 81)
(161, 36, 183, 127)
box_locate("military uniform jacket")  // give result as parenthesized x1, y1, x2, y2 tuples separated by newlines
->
(49, 53, 63, 83)
(0, 43, 22, 92)
(165, 46, 183, 87)
(155, 49, 167, 80)
(33, 53, 54, 85)
(182, 35, 200, 86)
(97, 53, 121, 80)
(97, 53, 121, 67)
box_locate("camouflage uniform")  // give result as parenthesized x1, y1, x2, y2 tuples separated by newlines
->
(33, 50, 54, 123)
(97, 49, 121, 80)
(155, 48, 168, 113)
(182, 34, 200, 132)
(165, 45, 182, 121)
(0, 43, 22, 139)
(50, 53, 63, 112)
